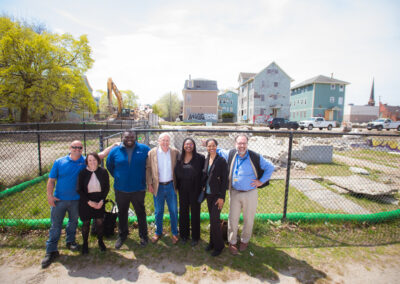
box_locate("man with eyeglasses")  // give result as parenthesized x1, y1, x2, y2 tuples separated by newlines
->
(216, 135, 274, 255)
(42, 140, 117, 268)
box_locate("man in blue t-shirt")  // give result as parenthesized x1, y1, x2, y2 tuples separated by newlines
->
(106, 130, 150, 249)
(42, 140, 116, 269)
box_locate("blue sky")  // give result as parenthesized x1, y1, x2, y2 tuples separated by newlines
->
(1, 0, 400, 105)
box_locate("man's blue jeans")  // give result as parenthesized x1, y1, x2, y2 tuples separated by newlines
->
(154, 183, 178, 236)
(46, 200, 79, 253)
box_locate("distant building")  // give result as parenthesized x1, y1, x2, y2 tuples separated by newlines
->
(237, 62, 293, 124)
(290, 75, 350, 123)
(379, 103, 400, 121)
(218, 91, 238, 122)
(343, 104, 378, 123)
(182, 77, 219, 122)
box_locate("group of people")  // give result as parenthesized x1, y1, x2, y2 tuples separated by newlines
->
(42, 131, 274, 268)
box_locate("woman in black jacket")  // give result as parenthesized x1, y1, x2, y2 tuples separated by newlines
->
(175, 138, 205, 246)
(203, 138, 228, 256)
(77, 152, 110, 254)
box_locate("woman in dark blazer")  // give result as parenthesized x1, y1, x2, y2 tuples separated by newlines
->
(202, 138, 228, 257)
(77, 152, 110, 254)
(175, 138, 205, 246)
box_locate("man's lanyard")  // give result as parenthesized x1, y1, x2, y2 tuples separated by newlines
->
(234, 152, 248, 175)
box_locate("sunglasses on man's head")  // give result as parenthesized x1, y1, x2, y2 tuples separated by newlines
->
(71, 146, 83, 150)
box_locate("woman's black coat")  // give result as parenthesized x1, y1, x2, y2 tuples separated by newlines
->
(202, 154, 228, 201)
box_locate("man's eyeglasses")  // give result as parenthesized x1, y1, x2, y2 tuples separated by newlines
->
(71, 146, 83, 150)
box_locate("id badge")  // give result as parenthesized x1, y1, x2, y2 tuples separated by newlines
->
(233, 178, 238, 182)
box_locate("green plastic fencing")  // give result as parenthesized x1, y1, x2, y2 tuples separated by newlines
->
(1, 174, 399, 228)
(0, 173, 49, 199)
(1, 210, 399, 229)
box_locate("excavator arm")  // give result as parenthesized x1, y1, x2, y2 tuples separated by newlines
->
(107, 77, 124, 116)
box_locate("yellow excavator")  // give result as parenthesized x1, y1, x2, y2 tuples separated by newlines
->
(107, 78, 134, 119)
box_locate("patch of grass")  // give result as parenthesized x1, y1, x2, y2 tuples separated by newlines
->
(305, 161, 353, 177)
(334, 149, 400, 168)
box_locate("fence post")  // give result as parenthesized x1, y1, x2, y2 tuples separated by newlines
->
(36, 124, 42, 176)
(83, 122, 87, 157)
(99, 130, 104, 167)
(282, 132, 293, 222)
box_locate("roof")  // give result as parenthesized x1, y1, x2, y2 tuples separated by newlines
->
(291, 75, 350, 89)
(238, 72, 257, 82)
(218, 90, 238, 97)
(238, 62, 294, 87)
(183, 78, 218, 91)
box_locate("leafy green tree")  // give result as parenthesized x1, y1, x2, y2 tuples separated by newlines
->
(120, 90, 139, 109)
(153, 92, 181, 121)
(0, 16, 95, 122)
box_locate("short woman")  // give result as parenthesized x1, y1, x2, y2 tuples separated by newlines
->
(203, 139, 228, 256)
(77, 153, 110, 254)
(174, 138, 205, 246)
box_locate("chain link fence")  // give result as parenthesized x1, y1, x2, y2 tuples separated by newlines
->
(0, 128, 399, 226)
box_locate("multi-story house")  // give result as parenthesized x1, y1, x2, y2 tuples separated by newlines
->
(290, 75, 349, 123)
(182, 77, 219, 122)
(237, 62, 293, 124)
(218, 91, 238, 122)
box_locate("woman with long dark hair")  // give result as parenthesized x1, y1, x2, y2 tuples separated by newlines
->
(77, 152, 110, 254)
(203, 138, 228, 256)
(174, 138, 205, 246)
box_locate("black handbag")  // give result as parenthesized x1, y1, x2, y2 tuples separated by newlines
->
(103, 199, 118, 237)
(197, 189, 206, 204)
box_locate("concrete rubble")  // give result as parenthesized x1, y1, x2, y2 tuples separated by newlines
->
(325, 175, 398, 196)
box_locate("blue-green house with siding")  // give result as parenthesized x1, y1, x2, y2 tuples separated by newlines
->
(218, 91, 238, 122)
(290, 75, 350, 123)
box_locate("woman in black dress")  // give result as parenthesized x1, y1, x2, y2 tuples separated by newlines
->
(77, 152, 110, 254)
(175, 138, 205, 246)
(203, 138, 228, 257)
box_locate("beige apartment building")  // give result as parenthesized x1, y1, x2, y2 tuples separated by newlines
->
(182, 77, 219, 122)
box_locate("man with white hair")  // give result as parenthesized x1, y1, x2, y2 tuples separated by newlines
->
(146, 133, 180, 244)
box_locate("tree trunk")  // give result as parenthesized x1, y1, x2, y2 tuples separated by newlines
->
(20, 106, 29, 122)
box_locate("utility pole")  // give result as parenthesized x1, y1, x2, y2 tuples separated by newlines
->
(169, 92, 172, 122)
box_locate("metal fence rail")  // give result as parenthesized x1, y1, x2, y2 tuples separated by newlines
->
(0, 129, 399, 224)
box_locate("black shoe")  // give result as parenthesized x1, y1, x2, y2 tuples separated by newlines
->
(66, 242, 80, 251)
(41, 251, 59, 268)
(211, 248, 223, 257)
(205, 244, 213, 252)
(98, 240, 106, 252)
(115, 237, 125, 249)
(139, 238, 148, 248)
(191, 239, 199, 247)
(181, 237, 188, 244)
(82, 243, 89, 255)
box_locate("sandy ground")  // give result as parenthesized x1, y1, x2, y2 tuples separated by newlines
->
(0, 248, 399, 284)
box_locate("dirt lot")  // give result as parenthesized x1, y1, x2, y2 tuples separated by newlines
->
(0, 243, 399, 284)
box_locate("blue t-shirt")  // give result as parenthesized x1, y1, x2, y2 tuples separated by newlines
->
(49, 155, 86, 200)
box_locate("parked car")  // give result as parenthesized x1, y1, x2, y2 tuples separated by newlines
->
(367, 118, 400, 131)
(267, 117, 299, 130)
(299, 117, 336, 130)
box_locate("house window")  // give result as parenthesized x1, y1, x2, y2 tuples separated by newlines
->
(187, 94, 191, 102)
(330, 84, 336, 90)
(330, 97, 335, 103)
(261, 95, 265, 102)
(339, 85, 344, 92)
(262, 80, 265, 87)
(274, 82, 278, 87)
(338, 97, 343, 105)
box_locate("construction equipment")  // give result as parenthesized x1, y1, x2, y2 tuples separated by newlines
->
(107, 78, 134, 119)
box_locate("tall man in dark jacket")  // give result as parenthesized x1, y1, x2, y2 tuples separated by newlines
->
(107, 130, 151, 249)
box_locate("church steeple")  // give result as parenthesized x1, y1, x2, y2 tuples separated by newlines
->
(368, 78, 375, 106)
